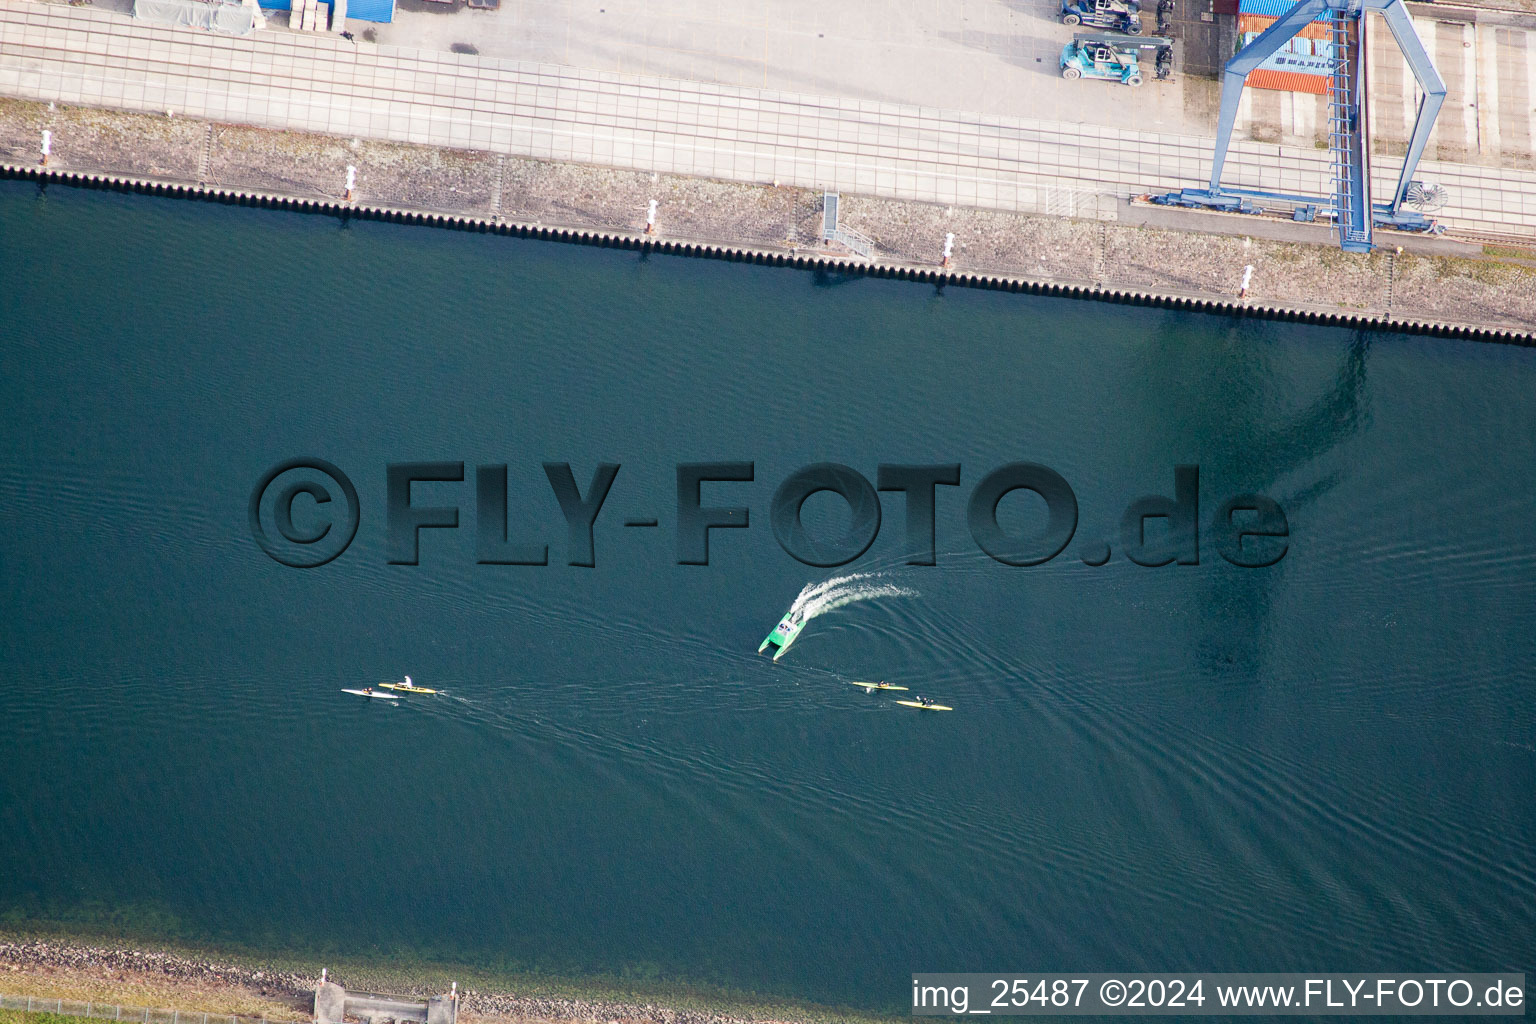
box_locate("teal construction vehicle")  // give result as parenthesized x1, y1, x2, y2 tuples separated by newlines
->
(1061, 0, 1143, 34)
(1059, 34, 1173, 86)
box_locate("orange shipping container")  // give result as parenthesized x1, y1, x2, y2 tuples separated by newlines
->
(1237, 11, 1331, 38)
(1248, 68, 1330, 93)
(1238, 9, 1333, 90)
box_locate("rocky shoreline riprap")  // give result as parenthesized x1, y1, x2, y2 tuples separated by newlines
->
(0, 938, 851, 1024)
(2, 945, 308, 1000)
(0, 939, 311, 997)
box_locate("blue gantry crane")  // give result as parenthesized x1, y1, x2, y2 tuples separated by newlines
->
(1154, 0, 1447, 251)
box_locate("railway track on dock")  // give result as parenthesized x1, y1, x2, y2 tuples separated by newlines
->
(1445, 230, 1536, 254)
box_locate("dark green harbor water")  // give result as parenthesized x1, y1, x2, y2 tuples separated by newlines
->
(1, 179, 1533, 1011)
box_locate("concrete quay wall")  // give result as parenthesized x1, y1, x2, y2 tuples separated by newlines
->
(1, 99, 1532, 342)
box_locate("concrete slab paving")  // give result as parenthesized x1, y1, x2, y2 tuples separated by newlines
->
(373, 0, 1536, 170)
(1, 0, 1534, 239)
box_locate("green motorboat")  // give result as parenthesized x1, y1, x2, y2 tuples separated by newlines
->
(758, 614, 805, 661)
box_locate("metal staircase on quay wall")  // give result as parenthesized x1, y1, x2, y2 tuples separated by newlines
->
(821, 193, 876, 259)
(1327, 7, 1372, 251)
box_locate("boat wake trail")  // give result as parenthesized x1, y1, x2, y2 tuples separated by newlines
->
(786, 572, 918, 628)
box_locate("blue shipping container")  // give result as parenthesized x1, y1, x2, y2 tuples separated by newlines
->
(258, 0, 393, 23)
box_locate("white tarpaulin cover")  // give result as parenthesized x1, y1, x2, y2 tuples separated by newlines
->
(132, 0, 264, 36)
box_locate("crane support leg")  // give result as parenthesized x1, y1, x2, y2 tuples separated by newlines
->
(1370, 0, 1446, 211)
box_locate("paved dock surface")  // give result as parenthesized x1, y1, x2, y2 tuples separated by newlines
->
(1, 0, 1534, 236)
(370, 0, 1536, 172)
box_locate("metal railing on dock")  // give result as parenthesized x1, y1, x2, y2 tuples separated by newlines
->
(0, 992, 295, 1024)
